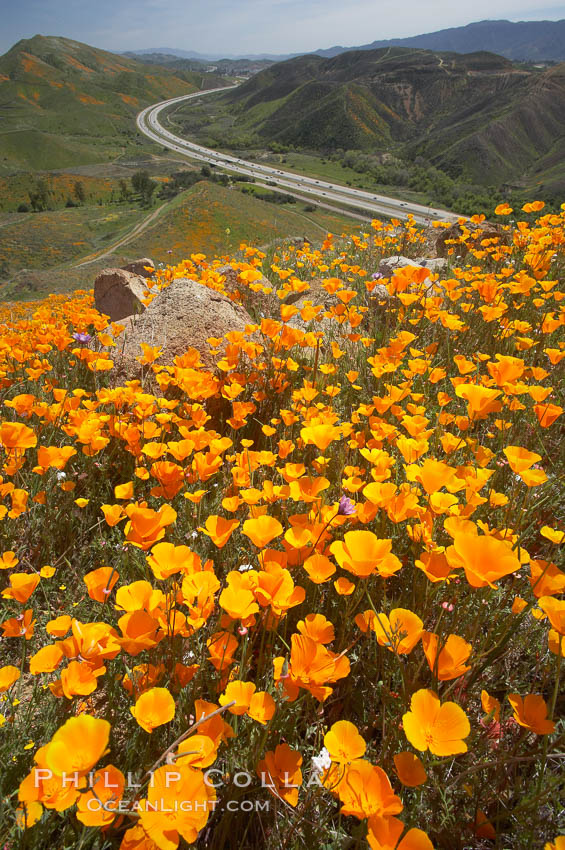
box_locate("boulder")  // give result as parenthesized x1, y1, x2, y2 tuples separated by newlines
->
(377, 255, 447, 279)
(121, 258, 155, 278)
(413, 256, 448, 274)
(377, 255, 419, 278)
(216, 264, 279, 320)
(94, 268, 148, 322)
(285, 277, 343, 335)
(435, 222, 509, 258)
(113, 278, 253, 375)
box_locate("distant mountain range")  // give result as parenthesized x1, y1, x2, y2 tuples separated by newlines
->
(129, 18, 565, 63)
(314, 18, 565, 61)
(217, 47, 565, 197)
(130, 47, 287, 62)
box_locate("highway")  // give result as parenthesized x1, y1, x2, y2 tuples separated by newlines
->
(136, 87, 461, 227)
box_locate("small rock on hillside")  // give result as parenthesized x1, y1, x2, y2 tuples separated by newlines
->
(94, 268, 148, 322)
(121, 258, 155, 278)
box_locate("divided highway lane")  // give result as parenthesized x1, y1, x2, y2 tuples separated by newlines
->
(137, 87, 461, 226)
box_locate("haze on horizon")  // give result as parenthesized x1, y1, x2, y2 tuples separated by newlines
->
(1, 0, 564, 57)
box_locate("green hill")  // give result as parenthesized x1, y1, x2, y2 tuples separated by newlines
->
(213, 48, 565, 198)
(0, 35, 227, 173)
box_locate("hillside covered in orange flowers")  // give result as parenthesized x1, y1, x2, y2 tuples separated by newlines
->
(0, 204, 563, 850)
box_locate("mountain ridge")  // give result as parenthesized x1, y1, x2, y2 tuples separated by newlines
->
(125, 18, 565, 64)
(213, 47, 565, 198)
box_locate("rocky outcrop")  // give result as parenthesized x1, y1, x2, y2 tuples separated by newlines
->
(435, 222, 509, 258)
(377, 255, 448, 278)
(94, 268, 148, 322)
(113, 278, 253, 375)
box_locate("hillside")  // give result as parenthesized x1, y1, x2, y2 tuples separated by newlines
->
(315, 18, 565, 61)
(0, 179, 357, 301)
(0, 35, 227, 172)
(216, 48, 565, 196)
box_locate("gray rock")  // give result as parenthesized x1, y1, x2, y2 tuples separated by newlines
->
(113, 277, 253, 375)
(94, 268, 148, 322)
(121, 258, 155, 278)
(413, 256, 448, 273)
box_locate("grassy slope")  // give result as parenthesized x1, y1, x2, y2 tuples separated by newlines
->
(0, 35, 228, 173)
(0, 181, 359, 301)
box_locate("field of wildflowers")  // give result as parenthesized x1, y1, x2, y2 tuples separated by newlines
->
(0, 203, 563, 850)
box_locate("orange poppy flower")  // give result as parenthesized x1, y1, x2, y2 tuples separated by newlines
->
(200, 515, 240, 548)
(29, 643, 64, 674)
(303, 553, 336, 584)
(538, 596, 565, 635)
(335, 760, 403, 819)
(367, 816, 434, 850)
(296, 613, 335, 644)
(300, 423, 341, 451)
(2, 609, 36, 640)
(219, 571, 259, 622)
(402, 689, 470, 756)
(147, 542, 199, 580)
(504, 446, 547, 486)
(324, 721, 366, 764)
(257, 743, 303, 807)
(45, 715, 110, 776)
(446, 532, 520, 588)
(242, 515, 283, 548)
(101, 504, 126, 527)
(130, 687, 176, 733)
(248, 691, 276, 725)
(45, 615, 71, 637)
(415, 549, 456, 583)
(60, 660, 103, 699)
(393, 752, 427, 787)
(207, 630, 239, 672)
(533, 403, 562, 428)
(254, 562, 306, 615)
(0, 551, 19, 570)
(118, 611, 162, 656)
(76, 764, 125, 827)
(0, 665, 20, 692)
(219, 680, 256, 715)
(371, 609, 424, 655)
(138, 765, 216, 846)
(0, 422, 37, 451)
(124, 504, 177, 550)
(330, 531, 401, 579)
(508, 694, 555, 734)
(83, 567, 118, 603)
(2, 573, 40, 604)
(422, 632, 472, 680)
(273, 634, 350, 702)
(455, 385, 502, 420)
(481, 689, 501, 721)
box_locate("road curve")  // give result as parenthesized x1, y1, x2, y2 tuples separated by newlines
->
(137, 87, 461, 227)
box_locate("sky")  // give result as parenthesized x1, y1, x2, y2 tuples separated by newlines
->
(0, 0, 564, 57)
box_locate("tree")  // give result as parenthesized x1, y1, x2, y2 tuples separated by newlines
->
(131, 170, 157, 206)
(118, 179, 130, 201)
(72, 181, 86, 204)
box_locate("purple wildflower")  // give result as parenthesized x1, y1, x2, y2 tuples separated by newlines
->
(338, 495, 356, 516)
(371, 272, 384, 281)
(72, 332, 91, 345)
